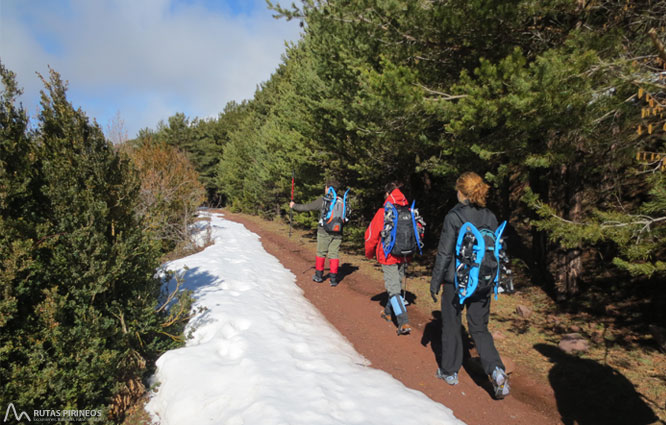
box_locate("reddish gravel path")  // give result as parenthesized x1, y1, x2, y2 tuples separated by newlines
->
(222, 211, 562, 425)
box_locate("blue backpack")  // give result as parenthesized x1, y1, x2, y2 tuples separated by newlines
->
(381, 200, 425, 257)
(320, 187, 350, 233)
(454, 221, 507, 304)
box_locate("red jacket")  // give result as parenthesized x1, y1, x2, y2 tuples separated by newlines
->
(364, 188, 410, 265)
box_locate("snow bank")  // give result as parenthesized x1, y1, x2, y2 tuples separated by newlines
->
(146, 212, 464, 425)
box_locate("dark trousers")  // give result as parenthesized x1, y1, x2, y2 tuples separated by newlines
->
(440, 283, 504, 376)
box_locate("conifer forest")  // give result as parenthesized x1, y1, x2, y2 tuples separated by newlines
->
(163, 0, 666, 296)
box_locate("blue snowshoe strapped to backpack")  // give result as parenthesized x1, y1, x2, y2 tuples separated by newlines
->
(381, 200, 425, 257)
(320, 187, 350, 234)
(454, 220, 507, 304)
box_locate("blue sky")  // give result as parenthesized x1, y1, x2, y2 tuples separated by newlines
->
(0, 0, 302, 139)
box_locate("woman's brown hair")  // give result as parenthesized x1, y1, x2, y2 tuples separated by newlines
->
(455, 172, 489, 207)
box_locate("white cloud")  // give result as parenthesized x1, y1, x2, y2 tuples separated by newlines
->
(0, 0, 302, 138)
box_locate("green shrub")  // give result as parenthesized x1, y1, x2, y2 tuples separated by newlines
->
(0, 64, 189, 422)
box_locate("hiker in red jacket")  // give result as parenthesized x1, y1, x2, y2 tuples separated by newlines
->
(364, 182, 412, 335)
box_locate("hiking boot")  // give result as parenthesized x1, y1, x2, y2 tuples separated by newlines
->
(312, 270, 324, 283)
(491, 367, 510, 399)
(329, 273, 338, 287)
(436, 368, 458, 385)
(380, 310, 391, 322)
(397, 323, 411, 335)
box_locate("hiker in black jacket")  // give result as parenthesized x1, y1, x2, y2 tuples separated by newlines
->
(290, 179, 343, 286)
(430, 171, 510, 399)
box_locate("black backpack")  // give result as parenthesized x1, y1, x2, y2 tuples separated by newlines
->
(380, 201, 425, 257)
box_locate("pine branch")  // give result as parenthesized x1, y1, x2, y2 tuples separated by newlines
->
(550, 212, 666, 228)
(416, 83, 468, 100)
(599, 216, 666, 228)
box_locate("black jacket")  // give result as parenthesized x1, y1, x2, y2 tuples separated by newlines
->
(430, 201, 498, 293)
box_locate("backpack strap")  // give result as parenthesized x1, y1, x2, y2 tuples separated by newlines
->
(491, 220, 507, 298)
(382, 202, 398, 258)
(409, 200, 423, 255)
(324, 187, 338, 220)
(342, 188, 350, 220)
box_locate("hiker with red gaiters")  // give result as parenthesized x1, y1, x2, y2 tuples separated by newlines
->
(290, 179, 346, 287)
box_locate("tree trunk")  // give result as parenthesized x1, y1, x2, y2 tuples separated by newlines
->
(555, 248, 582, 301)
(554, 162, 584, 300)
(529, 169, 551, 282)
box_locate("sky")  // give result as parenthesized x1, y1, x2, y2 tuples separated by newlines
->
(145, 211, 465, 425)
(0, 0, 302, 139)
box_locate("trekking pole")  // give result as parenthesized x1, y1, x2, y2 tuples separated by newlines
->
(289, 170, 294, 238)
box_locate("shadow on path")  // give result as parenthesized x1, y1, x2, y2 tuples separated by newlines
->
(421, 311, 443, 366)
(534, 343, 659, 425)
(334, 262, 359, 284)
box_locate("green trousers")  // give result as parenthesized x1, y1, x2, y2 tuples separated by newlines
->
(381, 263, 406, 298)
(316, 226, 342, 259)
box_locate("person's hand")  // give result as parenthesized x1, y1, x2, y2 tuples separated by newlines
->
(289, 201, 295, 209)
(430, 284, 440, 303)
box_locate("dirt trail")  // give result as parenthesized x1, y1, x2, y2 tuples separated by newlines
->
(222, 211, 562, 425)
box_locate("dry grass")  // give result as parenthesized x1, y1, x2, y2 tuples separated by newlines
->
(160, 215, 215, 263)
(120, 396, 152, 425)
